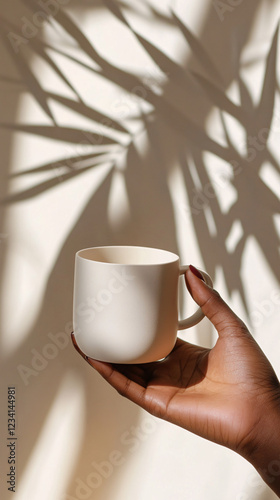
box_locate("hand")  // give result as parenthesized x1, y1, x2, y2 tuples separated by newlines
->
(71, 266, 280, 495)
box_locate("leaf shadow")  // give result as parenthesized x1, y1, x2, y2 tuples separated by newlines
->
(0, 1, 279, 499)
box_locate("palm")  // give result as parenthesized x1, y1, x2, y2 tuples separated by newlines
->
(71, 272, 280, 458)
(105, 331, 277, 453)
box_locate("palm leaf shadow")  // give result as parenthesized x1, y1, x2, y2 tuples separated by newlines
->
(2, 0, 279, 301)
(2, 157, 114, 203)
(180, 149, 248, 308)
(1, 171, 142, 487)
(46, 92, 129, 134)
(256, 23, 279, 138)
(191, 71, 246, 122)
(103, 0, 190, 84)
(1, 138, 181, 497)
(21, 0, 232, 160)
(1, 3, 234, 207)
(171, 10, 225, 86)
(177, 20, 280, 288)
(0, 123, 122, 144)
(123, 128, 179, 252)
(9, 150, 117, 177)
(0, 16, 55, 121)
(1, 1, 280, 498)
(0, 3, 185, 493)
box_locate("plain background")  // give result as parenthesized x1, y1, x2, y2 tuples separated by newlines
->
(0, 0, 280, 499)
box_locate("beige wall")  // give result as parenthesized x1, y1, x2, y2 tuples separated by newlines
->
(0, 1, 280, 499)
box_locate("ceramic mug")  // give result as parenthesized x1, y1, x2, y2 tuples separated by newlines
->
(73, 246, 213, 364)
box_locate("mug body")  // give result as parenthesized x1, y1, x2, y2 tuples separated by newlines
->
(73, 246, 180, 363)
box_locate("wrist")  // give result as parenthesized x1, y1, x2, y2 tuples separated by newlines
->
(240, 392, 280, 496)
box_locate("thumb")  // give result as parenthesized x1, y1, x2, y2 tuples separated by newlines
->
(185, 266, 247, 338)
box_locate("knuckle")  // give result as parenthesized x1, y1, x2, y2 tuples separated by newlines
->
(201, 290, 221, 312)
(117, 378, 131, 398)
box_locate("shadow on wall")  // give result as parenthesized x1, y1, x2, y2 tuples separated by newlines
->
(0, 0, 279, 499)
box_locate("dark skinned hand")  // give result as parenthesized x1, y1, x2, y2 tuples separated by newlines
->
(72, 266, 280, 496)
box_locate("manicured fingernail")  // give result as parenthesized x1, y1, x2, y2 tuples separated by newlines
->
(189, 265, 205, 282)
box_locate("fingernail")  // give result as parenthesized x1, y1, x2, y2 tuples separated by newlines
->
(189, 265, 205, 282)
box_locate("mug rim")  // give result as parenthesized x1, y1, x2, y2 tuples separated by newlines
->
(76, 245, 179, 266)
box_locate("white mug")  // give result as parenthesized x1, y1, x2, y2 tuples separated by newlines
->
(73, 246, 213, 364)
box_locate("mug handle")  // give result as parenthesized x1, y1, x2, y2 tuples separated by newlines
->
(178, 265, 213, 330)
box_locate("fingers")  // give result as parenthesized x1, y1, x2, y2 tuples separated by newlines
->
(185, 267, 247, 337)
(88, 358, 148, 407)
(71, 332, 147, 405)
